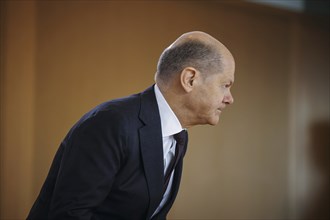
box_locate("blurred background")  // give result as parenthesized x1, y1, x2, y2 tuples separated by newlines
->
(0, 0, 329, 219)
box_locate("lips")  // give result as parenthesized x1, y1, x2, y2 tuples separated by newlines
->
(218, 106, 225, 111)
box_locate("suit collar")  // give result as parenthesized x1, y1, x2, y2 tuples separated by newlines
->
(139, 85, 188, 218)
(138, 85, 164, 218)
(139, 85, 160, 126)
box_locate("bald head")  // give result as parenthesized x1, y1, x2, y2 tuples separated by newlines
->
(170, 31, 223, 49)
(155, 31, 233, 85)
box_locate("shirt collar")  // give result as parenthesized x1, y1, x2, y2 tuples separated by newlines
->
(154, 84, 183, 137)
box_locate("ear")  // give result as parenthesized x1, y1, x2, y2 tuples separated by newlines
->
(180, 67, 198, 93)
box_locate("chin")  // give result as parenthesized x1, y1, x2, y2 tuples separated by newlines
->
(208, 117, 220, 126)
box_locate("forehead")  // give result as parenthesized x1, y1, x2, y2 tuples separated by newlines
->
(211, 65, 235, 83)
(211, 47, 235, 79)
(221, 55, 235, 82)
(204, 71, 234, 87)
(217, 72, 234, 85)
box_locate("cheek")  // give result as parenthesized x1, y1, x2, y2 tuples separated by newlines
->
(210, 92, 224, 107)
(202, 96, 220, 113)
(193, 87, 222, 112)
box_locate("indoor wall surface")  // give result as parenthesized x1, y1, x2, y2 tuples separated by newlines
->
(1, 1, 329, 220)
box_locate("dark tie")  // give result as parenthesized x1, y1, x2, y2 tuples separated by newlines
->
(163, 130, 188, 193)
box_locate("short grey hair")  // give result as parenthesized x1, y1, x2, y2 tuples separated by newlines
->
(156, 40, 222, 82)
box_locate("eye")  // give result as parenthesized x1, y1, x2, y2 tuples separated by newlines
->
(220, 81, 233, 90)
(222, 83, 231, 89)
(225, 81, 233, 89)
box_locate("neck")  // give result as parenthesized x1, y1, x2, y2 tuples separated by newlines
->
(157, 83, 192, 129)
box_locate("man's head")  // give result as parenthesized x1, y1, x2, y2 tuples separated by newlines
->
(156, 37, 222, 83)
(155, 31, 235, 128)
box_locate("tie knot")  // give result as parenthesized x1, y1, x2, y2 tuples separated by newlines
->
(174, 130, 187, 145)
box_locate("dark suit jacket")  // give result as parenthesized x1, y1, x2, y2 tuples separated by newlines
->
(27, 85, 187, 220)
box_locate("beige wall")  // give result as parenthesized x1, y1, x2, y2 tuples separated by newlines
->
(1, 1, 36, 219)
(1, 1, 329, 220)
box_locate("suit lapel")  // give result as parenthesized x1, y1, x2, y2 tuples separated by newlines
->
(153, 131, 189, 219)
(138, 85, 164, 218)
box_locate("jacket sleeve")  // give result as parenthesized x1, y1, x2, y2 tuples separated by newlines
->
(48, 110, 126, 220)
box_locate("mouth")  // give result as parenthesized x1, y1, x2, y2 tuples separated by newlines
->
(217, 107, 225, 114)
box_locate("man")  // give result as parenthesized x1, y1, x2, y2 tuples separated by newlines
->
(27, 31, 235, 220)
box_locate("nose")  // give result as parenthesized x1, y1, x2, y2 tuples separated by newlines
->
(223, 91, 234, 105)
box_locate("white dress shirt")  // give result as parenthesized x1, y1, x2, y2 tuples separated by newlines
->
(152, 84, 183, 217)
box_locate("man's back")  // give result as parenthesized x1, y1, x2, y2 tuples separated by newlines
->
(27, 86, 180, 220)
